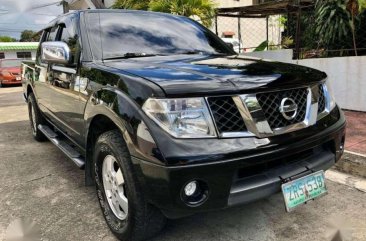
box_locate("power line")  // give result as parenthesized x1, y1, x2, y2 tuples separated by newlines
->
(27, 1, 62, 11)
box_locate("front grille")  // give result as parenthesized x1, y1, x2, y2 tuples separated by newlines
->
(318, 84, 326, 113)
(257, 88, 308, 129)
(207, 97, 247, 133)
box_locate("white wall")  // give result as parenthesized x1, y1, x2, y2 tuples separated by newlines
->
(103, 0, 115, 8)
(242, 50, 366, 112)
(298, 57, 366, 112)
(1, 50, 37, 60)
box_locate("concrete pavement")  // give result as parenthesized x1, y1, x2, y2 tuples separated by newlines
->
(0, 87, 365, 241)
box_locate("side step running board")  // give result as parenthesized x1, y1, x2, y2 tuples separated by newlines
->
(38, 125, 85, 169)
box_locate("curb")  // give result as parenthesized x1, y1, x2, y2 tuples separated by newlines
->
(325, 169, 366, 193)
(333, 150, 366, 179)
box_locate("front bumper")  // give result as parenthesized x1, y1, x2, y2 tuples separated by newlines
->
(1, 78, 22, 85)
(134, 108, 346, 218)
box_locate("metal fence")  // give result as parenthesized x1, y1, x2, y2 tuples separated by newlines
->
(211, 15, 285, 52)
(208, 5, 366, 59)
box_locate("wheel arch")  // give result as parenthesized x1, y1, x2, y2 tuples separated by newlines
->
(26, 84, 34, 99)
(84, 112, 133, 186)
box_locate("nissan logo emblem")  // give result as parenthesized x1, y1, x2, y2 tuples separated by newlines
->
(279, 98, 298, 120)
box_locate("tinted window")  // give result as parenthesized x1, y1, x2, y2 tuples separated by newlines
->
(47, 26, 58, 41)
(0, 53, 4, 59)
(91, 12, 233, 59)
(60, 16, 79, 64)
(16, 52, 32, 59)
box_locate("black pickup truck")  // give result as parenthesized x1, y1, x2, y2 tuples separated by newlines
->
(22, 10, 346, 241)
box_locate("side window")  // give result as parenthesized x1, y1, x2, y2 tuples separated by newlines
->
(0, 53, 4, 59)
(37, 29, 55, 65)
(59, 17, 79, 65)
(47, 26, 58, 42)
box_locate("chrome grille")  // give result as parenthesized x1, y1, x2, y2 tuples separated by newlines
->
(207, 97, 247, 133)
(318, 84, 326, 113)
(256, 88, 308, 129)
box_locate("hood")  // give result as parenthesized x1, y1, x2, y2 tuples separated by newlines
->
(102, 55, 326, 97)
(0, 67, 20, 74)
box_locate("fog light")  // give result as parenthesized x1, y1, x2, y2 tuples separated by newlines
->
(181, 180, 209, 207)
(184, 181, 198, 196)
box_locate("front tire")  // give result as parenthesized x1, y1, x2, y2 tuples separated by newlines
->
(94, 130, 166, 241)
(27, 93, 47, 142)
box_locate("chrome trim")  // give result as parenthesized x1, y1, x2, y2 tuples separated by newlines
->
(233, 95, 273, 138)
(208, 84, 332, 138)
(52, 65, 77, 74)
(271, 90, 313, 135)
(317, 83, 332, 121)
(279, 97, 298, 120)
(41, 41, 71, 64)
(220, 131, 255, 138)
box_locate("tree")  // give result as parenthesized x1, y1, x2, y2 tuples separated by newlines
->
(0, 36, 16, 42)
(20, 30, 39, 42)
(314, 0, 353, 55)
(149, 0, 216, 27)
(112, 0, 150, 10)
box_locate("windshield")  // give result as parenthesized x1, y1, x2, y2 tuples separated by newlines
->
(0, 60, 22, 68)
(87, 12, 235, 59)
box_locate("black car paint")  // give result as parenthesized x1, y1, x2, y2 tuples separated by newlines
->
(23, 10, 346, 218)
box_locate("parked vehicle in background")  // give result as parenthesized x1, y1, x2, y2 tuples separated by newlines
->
(221, 37, 243, 53)
(22, 10, 346, 241)
(0, 59, 22, 87)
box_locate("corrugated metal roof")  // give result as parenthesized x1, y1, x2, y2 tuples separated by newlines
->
(0, 42, 39, 51)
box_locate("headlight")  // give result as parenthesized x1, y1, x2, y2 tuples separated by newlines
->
(1, 70, 11, 77)
(324, 81, 336, 111)
(142, 98, 217, 138)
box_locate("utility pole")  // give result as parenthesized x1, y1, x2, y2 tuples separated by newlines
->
(62, 0, 69, 13)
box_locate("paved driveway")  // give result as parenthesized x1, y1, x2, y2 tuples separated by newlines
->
(0, 87, 365, 241)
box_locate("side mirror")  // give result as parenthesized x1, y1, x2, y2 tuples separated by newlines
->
(41, 41, 71, 64)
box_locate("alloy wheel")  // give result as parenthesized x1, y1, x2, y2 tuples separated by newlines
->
(102, 155, 128, 220)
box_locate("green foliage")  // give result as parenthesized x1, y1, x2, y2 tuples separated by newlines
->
(0, 35, 16, 42)
(254, 41, 268, 52)
(314, 0, 353, 48)
(112, 0, 150, 10)
(20, 30, 39, 42)
(358, 0, 366, 11)
(149, 0, 216, 27)
(281, 36, 294, 49)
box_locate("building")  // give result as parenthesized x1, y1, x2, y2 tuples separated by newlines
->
(0, 42, 39, 60)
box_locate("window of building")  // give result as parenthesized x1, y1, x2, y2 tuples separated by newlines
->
(16, 52, 32, 59)
(0, 53, 4, 59)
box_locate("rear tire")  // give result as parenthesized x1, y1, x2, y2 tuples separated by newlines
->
(94, 130, 166, 241)
(27, 93, 47, 142)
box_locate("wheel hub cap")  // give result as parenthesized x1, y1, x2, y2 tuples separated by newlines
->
(102, 155, 128, 220)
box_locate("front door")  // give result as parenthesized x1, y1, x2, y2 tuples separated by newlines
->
(46, 16, 85, 145)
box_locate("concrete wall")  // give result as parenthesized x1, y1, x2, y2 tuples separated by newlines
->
(242, 50, 366, 112)
(242, 49, 293, 62)
(298, 57, 366, 112)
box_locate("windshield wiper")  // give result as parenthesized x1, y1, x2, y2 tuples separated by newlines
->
(103, 53, 161, 60)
